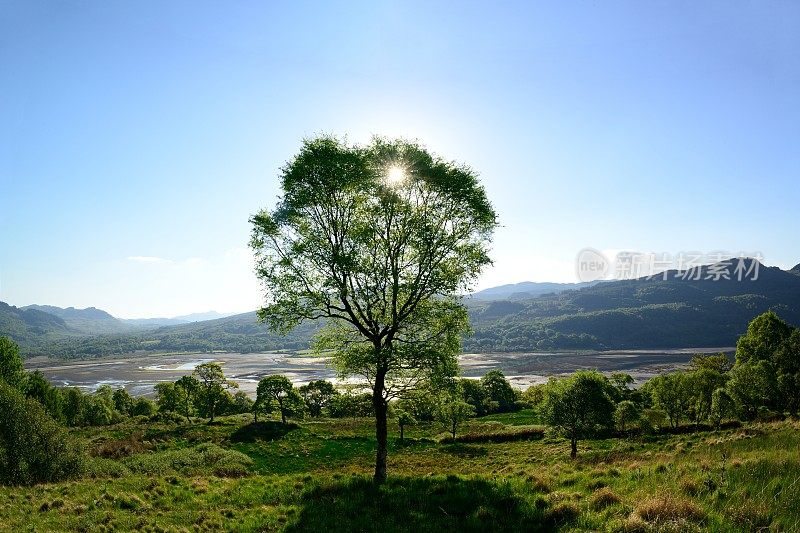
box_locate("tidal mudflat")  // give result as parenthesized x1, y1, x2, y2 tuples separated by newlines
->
(24, 347, 731, 397)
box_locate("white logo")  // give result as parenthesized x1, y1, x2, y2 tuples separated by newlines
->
(576, 248, 610, 282)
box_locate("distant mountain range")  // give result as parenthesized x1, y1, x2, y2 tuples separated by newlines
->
(22, 304, 137, 335)
(3, 258, 800, 358)
(470, 281, 599, 300)
(122, 311, 238, 327)
(1, 304, 244, 354)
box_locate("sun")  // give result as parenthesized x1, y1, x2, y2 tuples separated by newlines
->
(385, 165, 406, 186)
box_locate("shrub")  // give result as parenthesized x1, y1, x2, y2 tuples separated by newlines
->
(726, 502, 773, 530)
(545, 500, 580, 526)
(91, 432, 151, 459)
(590, 487, 621, 510)
(634, 494, 706, 524)
(84, 457, 131, 479)
(329, 392, 374, 418)
(122, 442, 252, 477)
(131, 397, 156, 417)
(0, 382, 84, 485)
(438, 425, 545, 444)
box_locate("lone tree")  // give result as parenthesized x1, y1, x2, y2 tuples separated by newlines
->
(255, 375, 303, 424)
(542, 371, 615, 459)
(395, 409, 415, 443)
(251, 136, 496, 483)
(436, 396, 475, 440)
(298, 379, 338, 417)
(193, 363, 237, 423)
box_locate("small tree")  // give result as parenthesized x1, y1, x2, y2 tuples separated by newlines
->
(686, 369, 726, 425)
(609, 372, 634, 402)
(0, 337, 24, 389)
(0, 382, 84, 485)
(233, 391, 254, 414)
(395, 409, 416, 443)
(328, 391, 374, 418)
(61, 387, 86, 427)
(193, 363, 237, 423)
(155, 382, 181, 413)
(614, 400, 639, 434)
(522, 383, 548, 408)
(176, 375, 199, 422)
(85, 386, 116, 426)
(396, 385, 439, 421)
(256, 375, 303, 424)
(727, 360, 778, 420)
(460, 378, 491, 416)
(542, 371, 615, 459)
(24, 370, 63, 422)
(436, 397, 475, 440)
(298, 380, 338, 417)
(481, 370, 517, 413)
(641, 408, 668, 432)
(650, 373, 691, 428)
(113, 388, 134, 416)
(735, 311, 792, 366)
(131, 397, 156, 417)
(710, 388, 736, 428)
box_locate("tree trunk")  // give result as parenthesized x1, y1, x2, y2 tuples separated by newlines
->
(452, 421, 457, 440)
(570, 437, 577, 459)
(281, 409, 287, 424)
(400, 423, 404, 443)
(373, 371, 388, 485)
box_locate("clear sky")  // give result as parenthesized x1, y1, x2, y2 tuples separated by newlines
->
(1, 1, 799, 318)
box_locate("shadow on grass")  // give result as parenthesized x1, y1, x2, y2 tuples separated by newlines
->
(286, 476, 553, 532)
(230, 421, 298, 443)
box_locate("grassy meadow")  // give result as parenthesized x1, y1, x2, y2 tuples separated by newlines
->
(1, 411, 798, 532)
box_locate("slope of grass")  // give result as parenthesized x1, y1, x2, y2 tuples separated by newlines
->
(1, 413, 799, 531)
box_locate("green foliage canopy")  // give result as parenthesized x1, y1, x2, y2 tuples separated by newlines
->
(0, 337, 24, 389)
(542, 371, 615, 458)
(250, 136, 496, 483)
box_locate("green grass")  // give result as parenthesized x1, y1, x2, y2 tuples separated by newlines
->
(2, 413, 800, 531)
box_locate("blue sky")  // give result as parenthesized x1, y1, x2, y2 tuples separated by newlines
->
(1, 1, 798, 318)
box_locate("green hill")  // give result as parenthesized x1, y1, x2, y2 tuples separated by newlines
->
(22, 304, 137, 335)
(5, 258, 800, 358)
(0, 302, 74, 351)
(467, 259, 800, 350)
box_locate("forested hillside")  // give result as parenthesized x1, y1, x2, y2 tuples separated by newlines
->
(22, 305, 137, 335)
(4, 259, 800, 358)
(468, 259, 800, 351)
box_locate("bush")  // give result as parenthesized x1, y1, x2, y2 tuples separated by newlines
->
(0, 382, 84, 485)
(91, 432, 151, 459)
(329, 392, 374, 418)
(590, 487, 621, 510)
(131, 397, 157, 417)
(122, 442, 252, 477)
(439, 425, 545, 444)
(634, 494, 706, 524)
